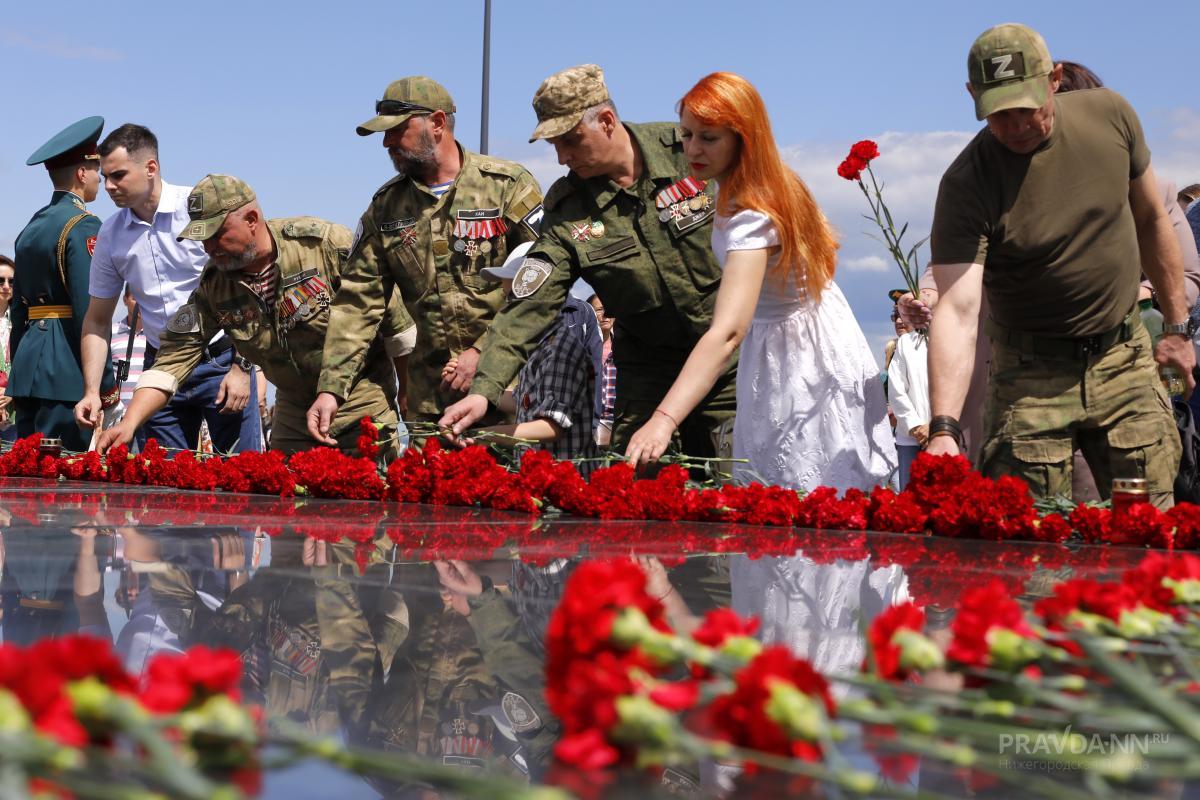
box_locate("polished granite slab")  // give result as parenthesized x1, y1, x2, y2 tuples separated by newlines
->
(0, 479, 1171, 798)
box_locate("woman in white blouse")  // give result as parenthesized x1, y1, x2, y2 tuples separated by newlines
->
(626, 72, 894, 493)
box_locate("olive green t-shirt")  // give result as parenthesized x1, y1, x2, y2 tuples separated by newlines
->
(930, 88, 1150, 337)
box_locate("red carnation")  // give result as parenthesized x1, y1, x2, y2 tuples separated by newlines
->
(865, 601, 928, 681)
(708, 645, 835, 761)
(837, 156, 866, 181)
(946, 580, 1038, 675)
(850, 140, 880, 162)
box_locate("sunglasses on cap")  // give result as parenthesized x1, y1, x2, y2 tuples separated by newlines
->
(375, 99, 436, 116)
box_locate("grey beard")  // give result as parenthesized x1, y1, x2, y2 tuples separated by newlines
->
(212, 241, 259, 273)
(388, 129, 438, 177)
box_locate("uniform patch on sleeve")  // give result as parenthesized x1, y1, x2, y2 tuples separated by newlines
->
(501, 692, 542, 733)
(522, 204, 544, 236)
(511, 257, 553, 298)
(86, 235, 97, 256)
(167, 304, 200, 334)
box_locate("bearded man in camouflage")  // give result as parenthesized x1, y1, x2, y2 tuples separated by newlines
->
(308, 76, 543, 442)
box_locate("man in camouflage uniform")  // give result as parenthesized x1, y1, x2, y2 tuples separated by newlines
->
(308, 76, 543, 442)
(96, 175, 415, 456)
(440, 65, 737, 457)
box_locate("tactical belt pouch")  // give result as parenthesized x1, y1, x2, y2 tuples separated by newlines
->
(984, 308, 1139, 359)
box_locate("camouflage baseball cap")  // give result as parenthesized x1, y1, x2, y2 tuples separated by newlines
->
(357, 76, 456, 136)
(176, 174, 256, 242)
(967, 23, 1054, 121)
(529, 64, 610, 143)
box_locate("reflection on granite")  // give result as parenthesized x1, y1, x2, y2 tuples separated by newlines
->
(0, 480, 1157, 798)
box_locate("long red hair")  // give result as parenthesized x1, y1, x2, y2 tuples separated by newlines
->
(679, 72, 838, 301)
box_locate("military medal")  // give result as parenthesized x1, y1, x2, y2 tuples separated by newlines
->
(278, 274, 330, 330)
(655, 176, 708, 216)
(397, 225, 419, 247)
(453, 212, 508, 260)
(589, 220, 605, 238)
(571, 222, 593, 242)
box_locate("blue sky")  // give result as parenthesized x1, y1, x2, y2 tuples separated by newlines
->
(3, 0, 1198, 355)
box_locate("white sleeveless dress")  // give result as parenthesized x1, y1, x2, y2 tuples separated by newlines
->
(712, 208, 896, 492)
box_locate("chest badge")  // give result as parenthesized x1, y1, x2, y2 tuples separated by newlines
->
(655, 176, 709, 222)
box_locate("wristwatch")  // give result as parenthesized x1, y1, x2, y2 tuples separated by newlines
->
(1164, 321, 1192, 337)
(232, 354, 253, 372)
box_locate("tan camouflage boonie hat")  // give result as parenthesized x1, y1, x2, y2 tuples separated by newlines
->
(177, 174, 256, 241)
(529, 64, 610, 142)
(357, 76, 456, 136)
(967, 23, 1054, 121)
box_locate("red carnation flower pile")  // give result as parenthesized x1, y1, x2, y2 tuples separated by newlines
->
(546, 559, 836, 773)
(6, 433, 1200, 554)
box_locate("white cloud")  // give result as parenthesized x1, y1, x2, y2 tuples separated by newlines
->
(1168, 108, 1200, 143)
(490, 120, 1200, 330)
(844, 255, 889, 272)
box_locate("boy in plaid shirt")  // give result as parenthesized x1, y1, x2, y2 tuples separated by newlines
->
(472, 243, 603, 476)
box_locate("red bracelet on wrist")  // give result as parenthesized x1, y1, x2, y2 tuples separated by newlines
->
(654, 408, 680, 429)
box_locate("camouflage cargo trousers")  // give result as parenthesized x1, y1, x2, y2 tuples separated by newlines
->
(980, 322, 1180, 509)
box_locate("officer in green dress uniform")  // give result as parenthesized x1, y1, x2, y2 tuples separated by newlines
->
(8, 116, 119, 451)
(440, 65, 737, 458)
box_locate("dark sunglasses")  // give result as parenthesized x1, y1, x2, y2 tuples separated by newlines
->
(0, 278, 13, 286)
(376, 99, 435, 116)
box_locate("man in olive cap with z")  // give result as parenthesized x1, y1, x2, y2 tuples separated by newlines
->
(97, 174, 415, 457)
(923, 23, 1193, 508)
(308, 75, 543, 442)
(7, 116, 119, 451)
(441, 65, 737, 461)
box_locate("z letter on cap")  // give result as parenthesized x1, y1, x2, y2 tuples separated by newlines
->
(984, 52, 1026, 83)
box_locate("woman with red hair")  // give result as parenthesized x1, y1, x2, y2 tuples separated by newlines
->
(626, 72, 894, 492)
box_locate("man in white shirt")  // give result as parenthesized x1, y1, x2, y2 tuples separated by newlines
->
(74, 124, 261, 453)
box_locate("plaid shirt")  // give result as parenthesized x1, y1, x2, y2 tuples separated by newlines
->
(514, 298, 600, 476)
(600, 337, 616, 422)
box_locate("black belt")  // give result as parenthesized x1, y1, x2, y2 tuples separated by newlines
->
(984, 310, 1140, 359)
(144, 335, 233, 363)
